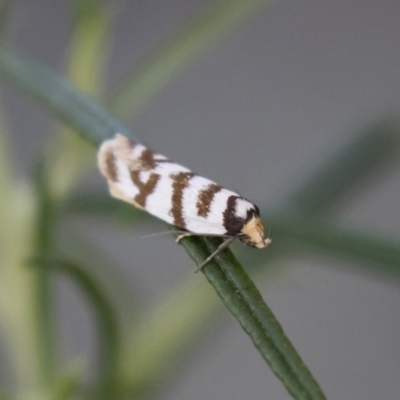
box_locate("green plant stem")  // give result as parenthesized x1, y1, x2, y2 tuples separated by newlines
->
(270, 214, 400, 278)
(182, 236, 325, 400)
(0, 0, 10, 43)
(0, 46, 132, 145)
(46, 0, 112, 201)
(0, 47, 326, 400)
(30, 257, 120, 399)
(32, 159, 56, 388)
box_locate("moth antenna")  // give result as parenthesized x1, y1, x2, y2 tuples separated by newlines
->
(140, 230, 187, 239)
(141, 231, 234, 240)
(195, 237, 236, 273)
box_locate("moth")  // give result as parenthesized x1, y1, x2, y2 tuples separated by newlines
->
(98, 134, 271, 270)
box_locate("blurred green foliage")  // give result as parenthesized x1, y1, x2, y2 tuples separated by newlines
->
(0, 1, 399, 400)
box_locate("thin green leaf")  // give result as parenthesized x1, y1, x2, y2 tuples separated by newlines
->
(33, 159, 54, 256)
(274, 120, 400, 280)
(0, 48, 326, 400)
(270, 214, 400, 279)
(289, 120, 400, 214)
(32, 159, 56, 389)
(109, 0, 273, 120)
(62, 191, 149, 225)
(0, 101, 41, 392)
(182, 236, 326, 400)
(23, 3, 115, 391)
(56, 226, 140, 321)
(30, 257, 120, 399)
(69, 0, 112, 97)
(0, 92, 13, 239)
(0, 0, 11, 43)
(46, 0, 113, 201)
(0, 46, 132, 145)
(121, 276, 220, 396)
(52, 364, 83, 400)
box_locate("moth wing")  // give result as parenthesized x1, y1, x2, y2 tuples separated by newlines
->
(99, 134, 234, 235)
(145, 170, 229, 233)
(180, 178, 238, 236)
(112, 133, 169, 171)
(98, 135, 164, 209)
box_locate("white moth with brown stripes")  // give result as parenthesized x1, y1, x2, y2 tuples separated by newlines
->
(98, 134, 271, 270)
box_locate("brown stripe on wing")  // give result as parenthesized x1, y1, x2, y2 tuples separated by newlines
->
(196, 183, 222, 217)
(130, 170, 160, 207)
(170, 172, 195, 228)
(102, 148, 118, 182)
(223, 195, 244, 235)
(140, 148, 157, 169)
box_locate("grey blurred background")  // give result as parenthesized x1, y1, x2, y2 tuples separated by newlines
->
(2, 0, 400, 399)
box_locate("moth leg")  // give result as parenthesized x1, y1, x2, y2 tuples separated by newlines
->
(175, 232, 194, 243)
(176, 232, 232, 243)
(195, 237, 236, 273)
